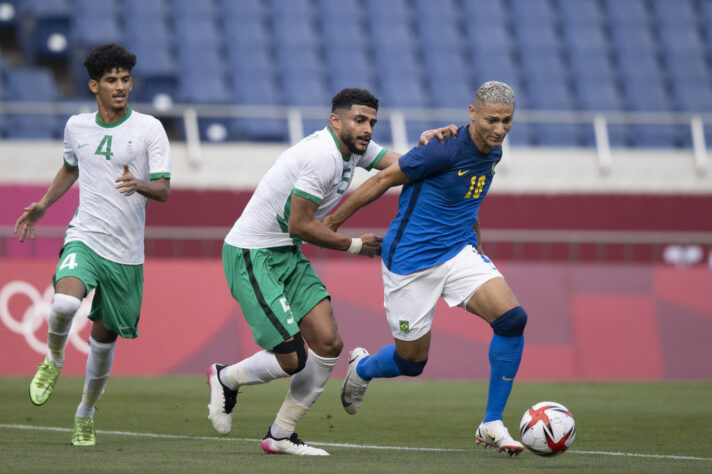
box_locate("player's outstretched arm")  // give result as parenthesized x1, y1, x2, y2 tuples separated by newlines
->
(115, 163, 170, 202)
(324, 162, 410, 232)
(14, 163, 79, 242)
(288, 194, 382, 257)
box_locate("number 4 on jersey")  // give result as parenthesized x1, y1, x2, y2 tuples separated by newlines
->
(59, 252, 79, 271)
(95, 135, 113, 160)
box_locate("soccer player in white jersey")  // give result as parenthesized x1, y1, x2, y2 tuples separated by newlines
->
(208, 88, 455, 455)
(14, 43, 171, 446)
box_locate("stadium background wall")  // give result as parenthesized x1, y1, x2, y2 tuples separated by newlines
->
(1, 258, 710, 380)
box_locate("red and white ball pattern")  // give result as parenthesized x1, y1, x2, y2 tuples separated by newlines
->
(519, 401, 576, 456)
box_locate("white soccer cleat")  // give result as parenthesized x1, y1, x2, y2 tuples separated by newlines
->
(261, 428, 329, 456)
(475, 420, 524, 456)
(340, 347, 370, 415)
(207, 363, 238, 435)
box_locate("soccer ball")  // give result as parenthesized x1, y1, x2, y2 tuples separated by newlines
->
(519, 401, 576, 456)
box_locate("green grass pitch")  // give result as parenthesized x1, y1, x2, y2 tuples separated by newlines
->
(2, 376, 711, 473)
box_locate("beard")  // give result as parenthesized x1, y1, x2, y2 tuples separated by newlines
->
(341, 131, 369, 155)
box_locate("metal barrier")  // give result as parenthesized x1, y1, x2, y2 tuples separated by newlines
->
(0, 101, 709, 175)
(2, 226, 711, 264)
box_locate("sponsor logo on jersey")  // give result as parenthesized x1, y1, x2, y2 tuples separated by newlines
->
(457, 169, 470, 176)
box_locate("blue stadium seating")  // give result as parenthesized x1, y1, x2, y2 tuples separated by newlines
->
(463, 0, 508, 26)
(0, 0, 18, 30)
(464, 23, 514, 55)
(6, 67, 60, 138)
(602, 0, 650, 28)
(561, 23, 609, 55)
(650, 0, 697, 27)
(18, 0, 72, 62)
(5, 0, 712, 147)
(555, 0, 603, 25)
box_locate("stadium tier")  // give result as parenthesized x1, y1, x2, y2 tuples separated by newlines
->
(0, 0, 711, 146)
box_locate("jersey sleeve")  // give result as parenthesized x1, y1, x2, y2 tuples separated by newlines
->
(62, 119, 78, 168)
(292, 150, 337, 205)
(146, 118, 171, 180)
(357, 140, 388, 171)
(398, 138, 453, 181)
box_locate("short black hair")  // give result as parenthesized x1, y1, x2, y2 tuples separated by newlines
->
(331, 88, 379, 112)
(83, 43, 136, 81)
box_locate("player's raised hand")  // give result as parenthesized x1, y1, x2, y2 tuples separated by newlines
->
(115, 162, 138, 196)
(358, 234, 383, 258)
(14, 202, 47, 242)
(419, 124, 459, 145)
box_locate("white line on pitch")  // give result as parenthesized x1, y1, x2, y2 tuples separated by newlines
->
(2, 424, 711, 461)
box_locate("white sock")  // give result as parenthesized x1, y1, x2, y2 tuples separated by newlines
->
(47, 294, 82, 367)
(76, 337, 115, 418)
(220, 350, 288, 390)
(270, 349, 339, 438)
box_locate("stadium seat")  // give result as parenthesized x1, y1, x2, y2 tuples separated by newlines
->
(518, 52, 568, 83)
(363, 0, 410, 22)
(506, 122, 532, 146)
(379, 79, 430, 108)
(218, 0, 263, 18)
(6, 67, 60, 138)
(374, 47, 422, 78)
(0, 0, 18, 29)
(657, 25, 705, 57)
(417, 22, 461, 50)
(125, 0, 166, 15)
(223, 21, 271, 47)
(272, 19, 319, 49)
(609, 24, 657, 55)
(629, 124, 678, 148)
(464, 23, 514, 55)
(18, 0, 72, 62)
(672, 83, 712, 113)
(325, 46, 371, 76)
(172, 0, 217, 16)
(574, 80, 623, 112)
(468, 52, 521, 91)
(369, 21, 417, 53)
(555, 0, 603, 25)
(321, 21, 364, 48)
(328, 69, 377, 96)
(649, 0, 697, 27)
(526, 76, 575, 111)
(413, 0, 458, 22)
(126, 37, 178, 104)
(561, 23, 609, 55)
(315, 0, 361, 18)
(463, 0, 508, 26)
(623, 79, 672, 112)
(664, 54, 712, 85)
(427, 73, 474, 109)
(602, 0, 650, 28)
(615, 50, 663, 82)
(568, 52, 617, 83)
(276, 47, 323, 78)
(533, 123, 581, 147)
(514, 23, 560, 53)
(510, 0, 556, 24)
(227, 46, 275, 77)
(281, 74, 330, 107)
(72, 14, 123, 50)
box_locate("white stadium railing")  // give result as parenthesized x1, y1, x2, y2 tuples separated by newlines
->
(0, 101, 709, 175)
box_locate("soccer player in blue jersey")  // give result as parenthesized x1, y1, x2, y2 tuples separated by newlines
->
(324, 81, 526, 455)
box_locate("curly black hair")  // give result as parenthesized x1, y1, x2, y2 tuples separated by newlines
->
(331, 88, 379, 112)
(83, 43, 136, 80)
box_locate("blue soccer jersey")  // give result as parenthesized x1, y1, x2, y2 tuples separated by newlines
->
(382, 125, 502, 275)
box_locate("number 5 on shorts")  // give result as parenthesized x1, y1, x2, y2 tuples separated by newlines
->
(59, 252, 79, 271)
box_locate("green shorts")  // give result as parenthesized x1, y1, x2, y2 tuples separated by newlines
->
(53, 240, 144, 339)
(222, 243, 329, 350)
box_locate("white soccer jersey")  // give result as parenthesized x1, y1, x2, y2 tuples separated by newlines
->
(62, 108, 171, 264)
(225, 126, 387, 248)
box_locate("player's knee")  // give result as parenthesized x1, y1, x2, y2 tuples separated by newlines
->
(310, 334, 343, 359)
(52, 293, 82, 320)
(490, 306, 528, 337)
(273, 333, 308, 375)
(393, 351, 427, 377)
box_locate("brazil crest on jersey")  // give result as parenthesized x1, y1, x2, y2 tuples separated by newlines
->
(382, 125, 501, 275)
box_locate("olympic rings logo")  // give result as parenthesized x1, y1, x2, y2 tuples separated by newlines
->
(0, 281, 92, 355)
